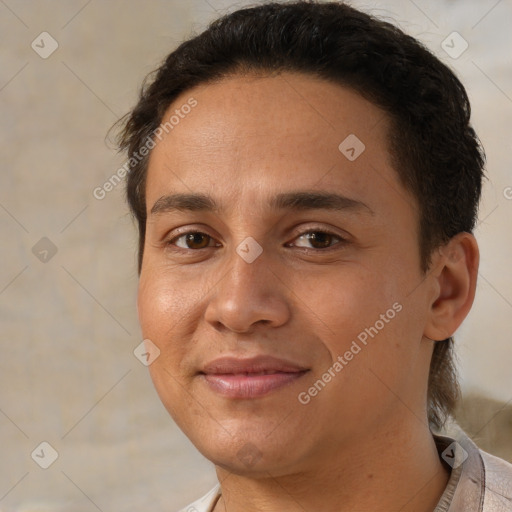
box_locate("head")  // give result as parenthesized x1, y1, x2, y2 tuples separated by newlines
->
(115, 1, 484, 471)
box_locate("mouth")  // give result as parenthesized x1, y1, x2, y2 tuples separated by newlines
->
(199, 355, 309, 399)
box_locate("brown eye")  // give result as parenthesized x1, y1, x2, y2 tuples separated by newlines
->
(171, 232, 215, 250)
(294, 231, 342, 250)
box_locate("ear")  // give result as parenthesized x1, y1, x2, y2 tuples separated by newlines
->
(424, 232, 479, 341)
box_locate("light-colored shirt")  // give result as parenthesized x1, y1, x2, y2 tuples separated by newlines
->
(178, 428, 512, 511)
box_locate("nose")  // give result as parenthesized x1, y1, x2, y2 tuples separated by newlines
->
(204, 243, 291, 334)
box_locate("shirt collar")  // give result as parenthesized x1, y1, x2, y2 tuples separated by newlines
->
(433, 429, 485, 511)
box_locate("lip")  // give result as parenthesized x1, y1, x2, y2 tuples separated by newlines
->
(200, 355, 309, 398)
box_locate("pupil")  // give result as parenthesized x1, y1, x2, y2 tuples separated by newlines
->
(309, 232, 331, 248)
(187, 233, 208, 249)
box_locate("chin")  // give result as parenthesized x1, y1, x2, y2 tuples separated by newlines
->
(187, 421, 306, 476)
(205, 445, 289, 477)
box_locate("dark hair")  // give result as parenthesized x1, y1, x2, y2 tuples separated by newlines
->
(115, 1, 485, 430)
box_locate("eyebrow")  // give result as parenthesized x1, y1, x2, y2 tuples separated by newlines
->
(150, 191, 374, 216)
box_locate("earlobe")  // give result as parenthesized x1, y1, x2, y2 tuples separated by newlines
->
(424, 233, 479, 341)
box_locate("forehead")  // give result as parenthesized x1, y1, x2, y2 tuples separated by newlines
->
(145, 71, 410, 217)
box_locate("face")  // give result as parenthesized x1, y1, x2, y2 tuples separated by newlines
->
(138, 72, 436, 476)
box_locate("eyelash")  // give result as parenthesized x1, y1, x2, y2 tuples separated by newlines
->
(164, 227, 347, 253)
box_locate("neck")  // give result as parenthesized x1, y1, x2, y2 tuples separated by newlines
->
(213, 416, 450, 512)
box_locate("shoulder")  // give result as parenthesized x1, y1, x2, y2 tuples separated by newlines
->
(481, 449, 512, 511)
(433, 422, 512, 511)
(176, 484, 221, 512)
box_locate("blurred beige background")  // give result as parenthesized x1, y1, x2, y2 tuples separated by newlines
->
(0, 0, 511, 510)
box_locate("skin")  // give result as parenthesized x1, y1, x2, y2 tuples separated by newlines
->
(137, 71, 479, 511)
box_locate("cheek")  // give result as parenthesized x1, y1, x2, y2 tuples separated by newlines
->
(137, 268, 196, 369)
(305, 262, 418, 397)
(307, 265, 403, 349)
(137, 270, 197, 415)
(138, 265, 195, 332)
(137, 274, 172, 337)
